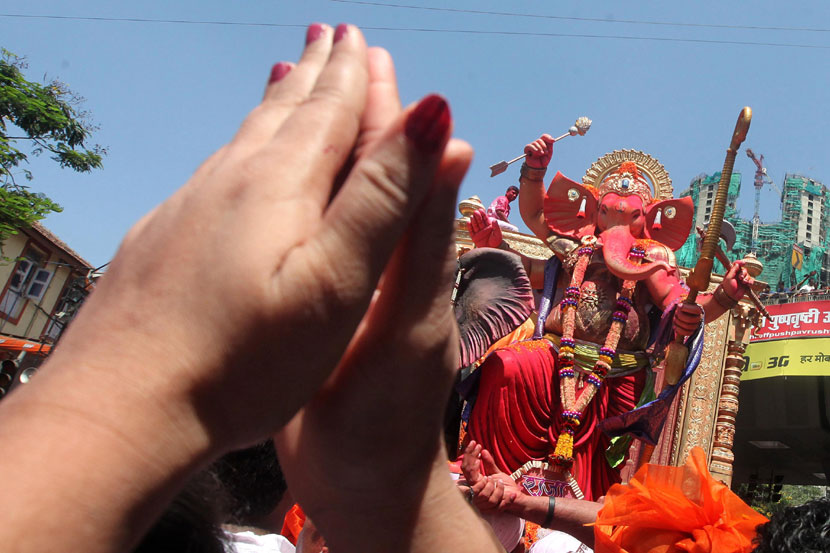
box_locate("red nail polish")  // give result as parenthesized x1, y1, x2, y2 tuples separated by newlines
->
(405, 94, 451, 153)
(268, 62, 292, 84)
(306, 23, 326, 45)
(334, 23, 349, 43)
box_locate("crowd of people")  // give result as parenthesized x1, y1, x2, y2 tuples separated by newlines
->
(0, 22, 827, 553)
(759, 279, 830, 303)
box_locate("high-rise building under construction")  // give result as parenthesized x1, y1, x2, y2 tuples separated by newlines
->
(676, 172, 829, 288)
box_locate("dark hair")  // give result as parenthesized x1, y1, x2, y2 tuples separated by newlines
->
(211, 439, 287, 525)
(506, 186, 519, 195)
(134, 470, 229, 553)
(752, 497, 830, 553)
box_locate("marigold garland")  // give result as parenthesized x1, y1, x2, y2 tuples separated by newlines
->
(550, 238, 643, 474)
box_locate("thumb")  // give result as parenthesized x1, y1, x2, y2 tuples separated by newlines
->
(480, 448, 501, 476)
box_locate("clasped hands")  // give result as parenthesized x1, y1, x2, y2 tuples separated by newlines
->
(29, 22, 484, 553)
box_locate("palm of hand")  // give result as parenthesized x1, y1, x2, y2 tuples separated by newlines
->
(59, 26, 471, 458)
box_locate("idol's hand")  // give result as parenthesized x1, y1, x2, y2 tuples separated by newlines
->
(524, 133, 554, 169)
(719, 260, 755, 301)
(468, 208, 503, 248)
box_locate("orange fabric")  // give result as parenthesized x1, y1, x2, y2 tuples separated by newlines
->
(280, 503, 306, 546)
(475, 317, 537, 366)
(594, 447, 767, 553)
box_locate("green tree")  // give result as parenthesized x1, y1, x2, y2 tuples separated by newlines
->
(0, 48, 105, 244)
(739, 482, 827, 517)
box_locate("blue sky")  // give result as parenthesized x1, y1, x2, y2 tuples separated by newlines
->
(2, 1, 828, 266)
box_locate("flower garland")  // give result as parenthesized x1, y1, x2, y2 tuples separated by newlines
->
(550, 237, 642, 475)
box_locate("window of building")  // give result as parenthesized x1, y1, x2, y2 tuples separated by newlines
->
(26, 269, 53, 301)
(0, 248, 50, 321)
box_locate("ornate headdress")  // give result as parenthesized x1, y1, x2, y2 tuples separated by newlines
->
(596, 161, 653, 205)
(582, 149, 675, 204)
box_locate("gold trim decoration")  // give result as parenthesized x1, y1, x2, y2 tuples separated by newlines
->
(583, 149, 674, 201)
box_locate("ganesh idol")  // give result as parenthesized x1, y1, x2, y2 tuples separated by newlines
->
(460, 134, 754, 501)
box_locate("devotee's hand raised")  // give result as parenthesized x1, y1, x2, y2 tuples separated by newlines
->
(272, 44, 496, 553)
(0, 23, 506, 553)
(49, 24, 469, 450)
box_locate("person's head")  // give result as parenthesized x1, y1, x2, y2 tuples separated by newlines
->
(134, 470, 229, 553)
(752, 497, 830, 553)
(505, 186, 519, 202)
(809, 278, 817, 287)
(211, 438, 286, 526)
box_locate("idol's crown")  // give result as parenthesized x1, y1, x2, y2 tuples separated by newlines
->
(597, 161, 653, 205)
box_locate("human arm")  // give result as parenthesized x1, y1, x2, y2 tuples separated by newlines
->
(461, 441, 599, 546)
(0, 25, 499, 553)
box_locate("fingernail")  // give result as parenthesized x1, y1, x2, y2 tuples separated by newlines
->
(334, 23, 349, 43)
(268, 62, 292, 84)
(306, 23, 326, 45)
(405, 94, 451, 153)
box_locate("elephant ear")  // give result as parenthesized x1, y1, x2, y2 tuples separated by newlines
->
(644, 197, 694, 251)
(543, 171, 599, 240)
(455, 248, 534, 368)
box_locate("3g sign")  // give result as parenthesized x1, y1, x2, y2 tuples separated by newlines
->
(766, 355, 790, 369)
(741, 354, 790, 372)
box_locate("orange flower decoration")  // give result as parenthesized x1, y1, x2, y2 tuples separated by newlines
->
(593, 447, 767, 553)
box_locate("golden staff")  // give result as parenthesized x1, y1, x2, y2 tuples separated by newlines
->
(664, 107, 752, 384)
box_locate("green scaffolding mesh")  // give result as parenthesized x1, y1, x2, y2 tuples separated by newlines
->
(675, 172, 828, 289)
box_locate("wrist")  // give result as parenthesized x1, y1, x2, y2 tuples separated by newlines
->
(0, 354, 216, 552)
(713, 286, 739, 309)
(520, 162, 547, 180)
(311, 449, 502, 553)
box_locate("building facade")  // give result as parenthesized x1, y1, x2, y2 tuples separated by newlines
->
(677, 172, 829, 289)
(0, 222, 93, 396)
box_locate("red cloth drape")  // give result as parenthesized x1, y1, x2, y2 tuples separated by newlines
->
(468, 339, 644, 500)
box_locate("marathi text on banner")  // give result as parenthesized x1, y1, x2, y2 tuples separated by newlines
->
(752, 300, 830, 342)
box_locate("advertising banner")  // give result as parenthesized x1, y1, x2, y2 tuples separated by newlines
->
(750, 300, 830, 342)
(742, 300, 830, 381)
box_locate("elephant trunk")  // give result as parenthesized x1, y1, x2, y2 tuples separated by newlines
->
(599, 226, 672, 281)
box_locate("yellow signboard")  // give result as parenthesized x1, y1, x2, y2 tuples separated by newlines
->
(742, 337, 830, 381)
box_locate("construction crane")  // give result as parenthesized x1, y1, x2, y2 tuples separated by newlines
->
(745, 148, 780, 253)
